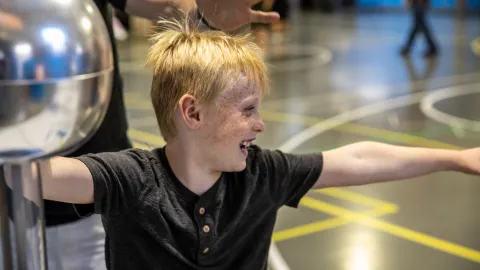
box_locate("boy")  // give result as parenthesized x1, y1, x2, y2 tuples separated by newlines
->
(38, 19, 479, 270)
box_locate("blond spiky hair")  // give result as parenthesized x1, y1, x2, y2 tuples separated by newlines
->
(144, 17, 269, 141)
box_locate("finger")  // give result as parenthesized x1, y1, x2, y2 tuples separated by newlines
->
(249, 10, 280, 24)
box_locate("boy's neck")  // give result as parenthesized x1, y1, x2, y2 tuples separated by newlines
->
(164, 141, 221, 196)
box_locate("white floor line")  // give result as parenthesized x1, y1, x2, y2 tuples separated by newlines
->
(267, 242, 291, 270)
(266, 44, 333, 73)
(261, 71, 480, 110)
(279, 81, 480, 153)
(419, 85, 480, 132)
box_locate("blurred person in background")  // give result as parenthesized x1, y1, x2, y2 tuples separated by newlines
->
(400, 0, 438, 57)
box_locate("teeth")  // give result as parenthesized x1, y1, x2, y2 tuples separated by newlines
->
(240, 141, 252, 148)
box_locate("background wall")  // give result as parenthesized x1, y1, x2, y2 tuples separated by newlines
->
(356, 0, 480, 10)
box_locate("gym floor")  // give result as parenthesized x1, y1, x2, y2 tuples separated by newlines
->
(117, 9, 480, 270)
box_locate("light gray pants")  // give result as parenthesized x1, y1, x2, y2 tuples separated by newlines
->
(46, 214, 107, 270)
(1, 214, 107, 270)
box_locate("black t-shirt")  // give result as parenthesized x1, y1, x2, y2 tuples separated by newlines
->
(76, 145, 323, 270)
(44, 0, 132, 226)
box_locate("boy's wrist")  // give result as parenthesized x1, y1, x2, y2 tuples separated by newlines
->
(452, 149, 480, 175)
(440, 150, 464, 171)
(430, 148, 475, 175)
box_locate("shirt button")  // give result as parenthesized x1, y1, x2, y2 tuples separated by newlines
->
(203, 247, 209, 254)
(199, 208, 205, 215)
(203, 225, 210, 233)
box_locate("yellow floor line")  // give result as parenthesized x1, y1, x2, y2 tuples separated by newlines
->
(315, 188, 398, 210)
(273, 217, 353, 242)
(472, 37, 480, 57)
(301, 197, 480, 263)
(132, 141, 154, 150)
(273, 203, 396, 242)
(128, 129, 166, 146)
(125, 98, 153, 110)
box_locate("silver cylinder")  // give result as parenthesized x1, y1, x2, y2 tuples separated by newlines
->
(0, 161, 47, 270)
(0, 0, 113, 269)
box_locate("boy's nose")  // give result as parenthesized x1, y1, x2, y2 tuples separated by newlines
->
(254, 119, 265, 133)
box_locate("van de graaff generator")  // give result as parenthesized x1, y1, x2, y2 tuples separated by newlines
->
(0, 1, 113, 269)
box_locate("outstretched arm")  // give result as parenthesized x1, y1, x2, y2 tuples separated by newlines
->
(313, 141, 478, 189)
(37, 150, 150, 216)
(36, 157, 94, 204)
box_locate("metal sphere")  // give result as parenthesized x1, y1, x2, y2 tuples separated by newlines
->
(0, 0, 114, 162)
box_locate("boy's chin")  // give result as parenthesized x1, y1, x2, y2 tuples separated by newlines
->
(221, 161, 247, 172)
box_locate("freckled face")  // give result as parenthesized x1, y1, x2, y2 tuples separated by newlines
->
(198, 77, 265, 172)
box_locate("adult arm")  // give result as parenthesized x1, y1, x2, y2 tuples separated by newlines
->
(114, 0, 280, 31)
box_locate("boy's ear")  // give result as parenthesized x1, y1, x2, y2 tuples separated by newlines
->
(178, 94, 202, 130)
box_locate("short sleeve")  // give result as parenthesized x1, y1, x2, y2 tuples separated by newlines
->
(259, 147, 323, 208)
(75, 149, 154, 217)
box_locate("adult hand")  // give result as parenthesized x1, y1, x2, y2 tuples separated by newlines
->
(196, 0, 280, 31)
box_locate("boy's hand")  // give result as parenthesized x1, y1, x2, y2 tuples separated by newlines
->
(196, 0, 280, 31)
(457, 148, 480, 175)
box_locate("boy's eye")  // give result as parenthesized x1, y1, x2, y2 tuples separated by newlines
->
(243, 106, 256, 116)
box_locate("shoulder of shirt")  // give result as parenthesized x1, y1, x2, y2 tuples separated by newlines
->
(102, 147, 164, 165)
(247, 144, 284, 157)
(245, 144, 284, 168)
(246, 144, 267, 161)
(114, 147, 154, 156)
(116, 146, 161, 154)
(115, 147, 169, 183)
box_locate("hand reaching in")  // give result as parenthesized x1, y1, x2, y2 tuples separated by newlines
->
(196, 0, 280, 31)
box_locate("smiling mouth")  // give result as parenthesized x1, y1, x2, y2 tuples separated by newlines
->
(240, 140, 253, 154)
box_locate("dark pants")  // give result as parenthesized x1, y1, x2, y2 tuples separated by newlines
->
(403, 4, 437, 52)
